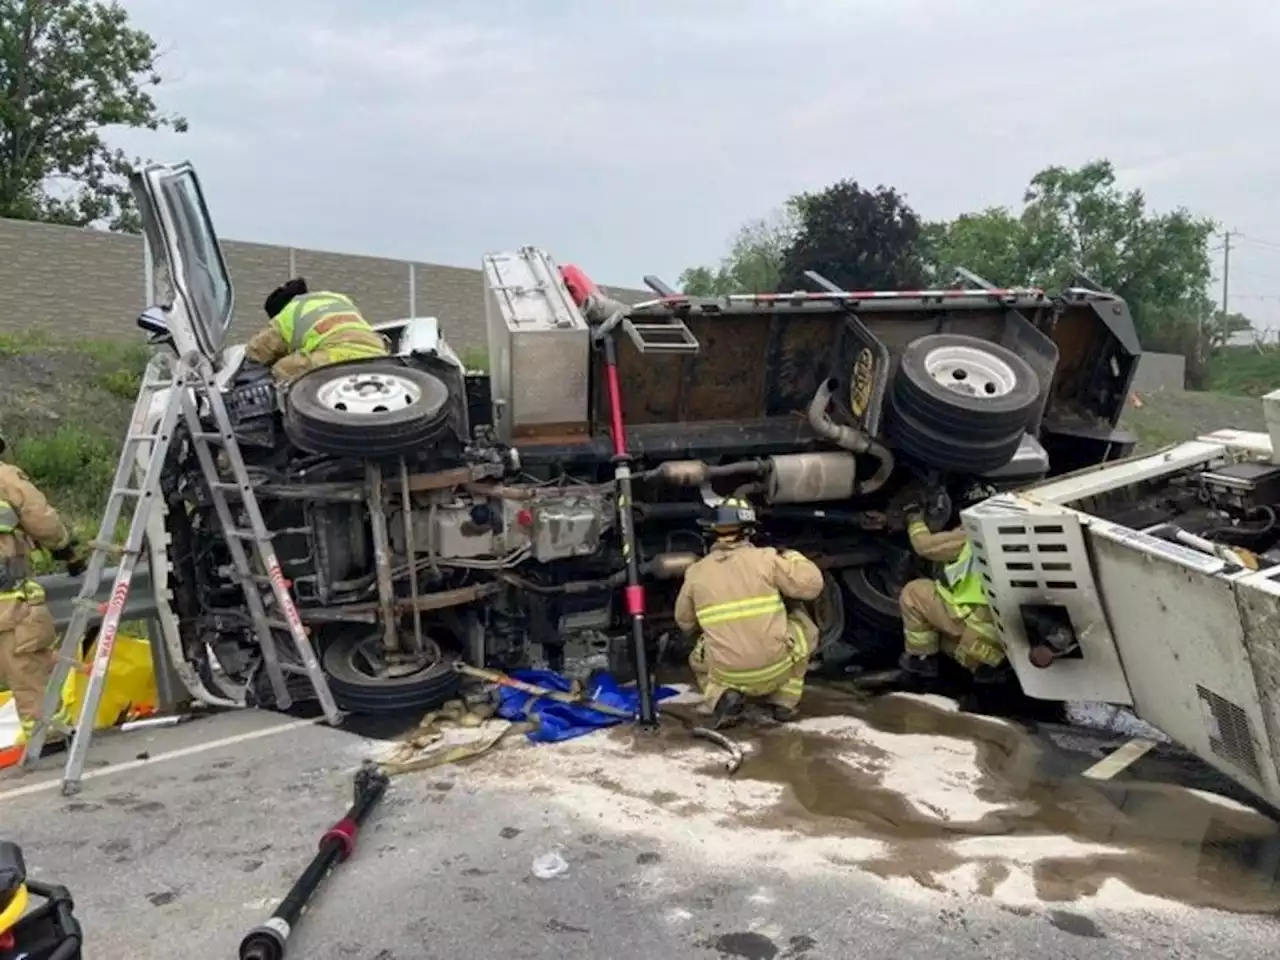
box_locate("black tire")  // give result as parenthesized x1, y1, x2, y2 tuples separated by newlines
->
(886, 400, 1025, 474)
(321, 631, 462, 714)
(283, 359, 452, 458)
(808, 570, 848, 660)
(892, 334, 1040, 441)
(841, 564, 904, 634)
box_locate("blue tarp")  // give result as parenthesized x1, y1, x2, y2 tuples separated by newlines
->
(494, 669, 678, 743)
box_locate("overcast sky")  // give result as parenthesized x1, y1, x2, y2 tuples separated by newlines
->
(116, 0, 1280, 329)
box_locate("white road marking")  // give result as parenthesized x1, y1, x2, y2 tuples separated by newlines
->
(1081, 737, 1157, 780)
(0, 717, 322, 803)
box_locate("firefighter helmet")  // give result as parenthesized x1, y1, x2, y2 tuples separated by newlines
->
(700, 497, 757, 535)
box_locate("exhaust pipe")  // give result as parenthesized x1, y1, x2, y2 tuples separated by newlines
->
(807, 378, 894, 494)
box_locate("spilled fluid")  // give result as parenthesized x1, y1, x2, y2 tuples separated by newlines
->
(638, 682, 1280, 913)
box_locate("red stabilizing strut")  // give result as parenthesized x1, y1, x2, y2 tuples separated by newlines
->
(560, 264, 598, 309)
(599, 333, 657, 727)
(604, 359, 628, 459)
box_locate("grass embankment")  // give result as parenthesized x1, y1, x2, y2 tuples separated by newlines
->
(0, 331, 149, 567)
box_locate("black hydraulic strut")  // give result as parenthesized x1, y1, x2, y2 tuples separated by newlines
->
(238, 760, 390, 960)
(599, 333, 658, 728)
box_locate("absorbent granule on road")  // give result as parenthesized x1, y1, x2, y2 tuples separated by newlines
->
(353, 684, 1280, 917)
(437, 712, 1206, 915)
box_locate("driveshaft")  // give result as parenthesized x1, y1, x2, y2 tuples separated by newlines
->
(238, 760, 389, 960)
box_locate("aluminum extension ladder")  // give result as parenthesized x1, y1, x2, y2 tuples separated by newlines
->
(20, 350, 343, 795)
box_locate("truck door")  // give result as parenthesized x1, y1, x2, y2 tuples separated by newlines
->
(129, 161, 235, 366)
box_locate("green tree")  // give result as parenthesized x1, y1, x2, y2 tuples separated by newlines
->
(928, 160, 1217, 342)
(777, 180, 926, 292)
(678, 207, 798, 295)
(0, 0, 187, 232)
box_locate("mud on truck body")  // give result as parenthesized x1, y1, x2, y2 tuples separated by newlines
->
(128, 161, 1142, 716)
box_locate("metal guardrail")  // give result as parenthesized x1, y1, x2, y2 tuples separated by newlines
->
(37, 564, 157, 630)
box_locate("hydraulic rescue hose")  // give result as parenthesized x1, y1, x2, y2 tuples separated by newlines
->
(239, 761, 389, 960)
(599, 332, 659, 729)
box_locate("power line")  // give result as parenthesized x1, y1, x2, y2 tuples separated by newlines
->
(1235, 233, 1280, 251)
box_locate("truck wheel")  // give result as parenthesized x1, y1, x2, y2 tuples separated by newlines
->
(886, 402, 1025, 474)
(841, 564, 904, 634)
(283, 360, 452, 458)
(321, 631, 462, 714)
(891, 334, 1040, 440)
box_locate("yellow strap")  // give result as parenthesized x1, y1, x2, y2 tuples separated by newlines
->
(0, 883, 28, 935)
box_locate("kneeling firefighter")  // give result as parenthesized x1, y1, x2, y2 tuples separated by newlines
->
(897, 485, 1006, 683)
(245, 277, 390, 382)
(674, 498, 825, 728)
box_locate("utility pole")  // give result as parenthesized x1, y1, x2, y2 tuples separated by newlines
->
(1221, 229, 1234, 319)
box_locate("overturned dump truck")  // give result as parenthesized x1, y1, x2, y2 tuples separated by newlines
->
(964, 413, 1280, 810)
(128, 161, 1142, 716)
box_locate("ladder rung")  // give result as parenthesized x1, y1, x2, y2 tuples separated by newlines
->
(87, 539, 138, 555)
(111, 487, 150, 499)
(210, 481, 243, 492)
(124, 431, 166, 443)
(228, 528, 271, 540)
(191, 431, 226, 442)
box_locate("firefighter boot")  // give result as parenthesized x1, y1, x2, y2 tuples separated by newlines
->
(709, 690, 746, 730)
(898, 651, 940, 680)
(772, 704, 800, 723)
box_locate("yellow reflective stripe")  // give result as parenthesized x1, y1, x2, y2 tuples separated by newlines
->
(963, 615, 999, 641)
(959, 636, 1005, 667)
(786, 620, 810, 660)
(322, 331, 388, 359)
(272, 299, 301, 344)
(0, 500, 17, 533)
(904, 628, 939, 654)
(712, 657, 793, 688)
(908, 520, 929, 537)
(778, 679, 804, 696)
(0, 580, 45, 602)
(304, 316, 367, 351)
(695, 594, 784, 626)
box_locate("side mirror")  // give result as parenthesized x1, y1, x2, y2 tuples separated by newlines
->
(136, 307, 173, 345)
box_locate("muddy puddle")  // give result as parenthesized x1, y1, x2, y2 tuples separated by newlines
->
(615, 683, 1280, 913)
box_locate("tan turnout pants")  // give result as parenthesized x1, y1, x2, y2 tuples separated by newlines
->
(898, 578, 1004, 670)
(0, 595, 60, 737)
(688, 609, 817, 713)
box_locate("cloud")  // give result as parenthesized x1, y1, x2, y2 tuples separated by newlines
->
(114, 0, 1280, 325)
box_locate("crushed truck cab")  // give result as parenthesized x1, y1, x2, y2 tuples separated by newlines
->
(964, 404, 1280, 809)
(124, 159, 1143, 721)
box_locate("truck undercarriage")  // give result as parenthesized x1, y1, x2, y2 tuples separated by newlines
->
(125, 162, 1144, 722)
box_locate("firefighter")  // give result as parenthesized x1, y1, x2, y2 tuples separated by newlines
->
(0, 433, 83, 746)
(674, 497, 825, 728)
(897, 486, 1006, 683)
(245, 277, 390, 382)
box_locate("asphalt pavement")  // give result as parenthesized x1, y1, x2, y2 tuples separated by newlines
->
(1, 700, 1278, 960)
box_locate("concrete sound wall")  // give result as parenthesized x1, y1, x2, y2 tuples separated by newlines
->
(1130, 351, 1188, 393)
(0, 217, 649, 354)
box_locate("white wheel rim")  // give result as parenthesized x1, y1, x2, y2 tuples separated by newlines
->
(316, 372, 421, 414)
(923, 345, 1017, 399)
